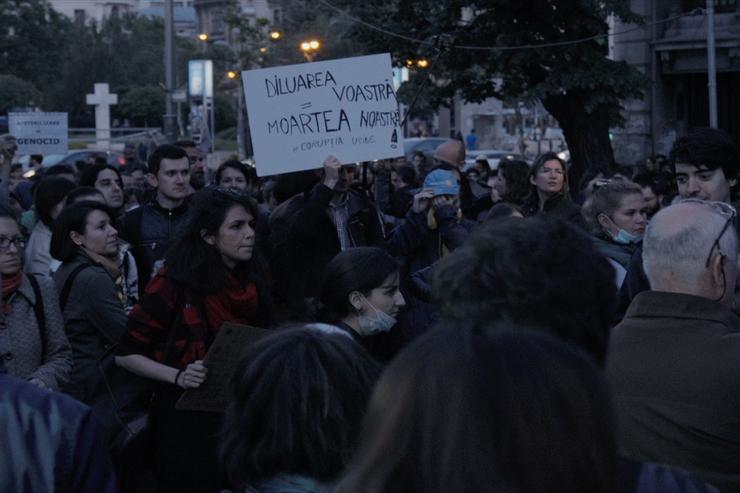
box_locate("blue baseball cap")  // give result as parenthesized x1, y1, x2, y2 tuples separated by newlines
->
(423, 169, 460, 197)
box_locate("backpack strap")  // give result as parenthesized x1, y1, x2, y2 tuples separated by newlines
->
(26, 274, 46, 358)
(59, 264, 92, 312)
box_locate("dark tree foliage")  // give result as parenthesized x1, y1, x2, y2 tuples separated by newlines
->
(333, 0, 649, 185)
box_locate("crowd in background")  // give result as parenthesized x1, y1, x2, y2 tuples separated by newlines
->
(0, 127, 739, 493)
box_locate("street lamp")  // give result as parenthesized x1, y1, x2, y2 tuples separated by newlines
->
(269, 30, 282, 40)
(300, 39, 321, 61)
(198, 33, 209, 41)
(404, 58, 429, 69)
(227, 70, 238, 80)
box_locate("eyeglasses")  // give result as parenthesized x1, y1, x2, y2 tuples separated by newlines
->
(682, 199, 738, 267)
(0, 236, 26, 251)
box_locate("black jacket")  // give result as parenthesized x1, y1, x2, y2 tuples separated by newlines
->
(120, 199, 190, 292)
(272, 184, 385, 318)
(387, 206, 477, 276)
(523, 193, 588, 230)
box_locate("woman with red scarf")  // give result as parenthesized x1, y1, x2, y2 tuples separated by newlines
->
(0, 205, 71, 389)
(115, 187, 273, 493)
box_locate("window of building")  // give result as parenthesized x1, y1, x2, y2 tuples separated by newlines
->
(682, 0, 737, 13)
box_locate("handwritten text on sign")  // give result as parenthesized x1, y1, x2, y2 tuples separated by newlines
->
(9, 112, 68, 155)
(242, 53, 404, 176)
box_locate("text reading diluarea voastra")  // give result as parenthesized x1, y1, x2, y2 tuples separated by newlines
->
(264, 71, 397, 102)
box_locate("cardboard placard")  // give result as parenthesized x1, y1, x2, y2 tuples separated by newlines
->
(175, 323, 272, 413)
(242, 53, 404, 176)
(9, 112, 68, 155)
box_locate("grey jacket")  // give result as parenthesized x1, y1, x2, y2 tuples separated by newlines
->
(54, 253, 127, 402)
(0, 274, 72, 390)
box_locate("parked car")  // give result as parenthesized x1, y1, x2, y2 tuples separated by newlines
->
(403, 137, 451, 162)
(464, 150, 527, 172)
(17, 150, 124, 170)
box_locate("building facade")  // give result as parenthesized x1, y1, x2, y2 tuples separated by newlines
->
(611, 0, 740, 165)
(48, 0, 139, 23)
(193, 0, 275, 43)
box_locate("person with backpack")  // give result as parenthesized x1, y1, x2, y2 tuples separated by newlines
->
(0, 204, 71, 390)
(51, 201, 127, 403)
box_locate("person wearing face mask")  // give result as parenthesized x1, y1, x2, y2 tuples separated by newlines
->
(582, 181, 648, 289)
(607, 200, 740, 491)
(318, 247, 406, 362)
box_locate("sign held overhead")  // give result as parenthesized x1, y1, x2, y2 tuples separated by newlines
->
(9, 112, 68, 155)
(242, 53, 404, 176)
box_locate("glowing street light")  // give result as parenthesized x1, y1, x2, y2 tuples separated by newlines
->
(198, 33, 209, 41)
(227, 70, 238, 79)
(259, 47, 268, 53)
(300, 39, 321, 61)
(416, 59, 429, 68)
(269, 30, 282, 40)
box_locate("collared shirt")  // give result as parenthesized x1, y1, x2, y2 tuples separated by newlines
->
(327, 198, 351, 251)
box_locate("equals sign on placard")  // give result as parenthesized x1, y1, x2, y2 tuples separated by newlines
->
(300, 102, 312, 110)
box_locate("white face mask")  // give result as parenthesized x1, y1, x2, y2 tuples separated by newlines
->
(356, 297, 397, 336)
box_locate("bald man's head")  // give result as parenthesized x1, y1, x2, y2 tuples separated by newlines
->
(434, 140, 465, 168)
(643, 201, 737, 303)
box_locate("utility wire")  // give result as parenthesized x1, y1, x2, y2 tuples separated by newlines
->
(399, 47, 445, 127)
(315, 0, 701, 52)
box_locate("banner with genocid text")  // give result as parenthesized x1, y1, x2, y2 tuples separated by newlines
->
(242, 53, 404, 176)
(9, 112, 68, 155)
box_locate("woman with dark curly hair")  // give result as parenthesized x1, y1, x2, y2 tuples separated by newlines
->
(115, 187, 273, 493)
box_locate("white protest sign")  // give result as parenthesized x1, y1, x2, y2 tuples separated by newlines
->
(242, 53, 404, 176)
(9, 112, 68, 155)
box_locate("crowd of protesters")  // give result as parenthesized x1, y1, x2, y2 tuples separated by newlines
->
(0, 126, 739, 492)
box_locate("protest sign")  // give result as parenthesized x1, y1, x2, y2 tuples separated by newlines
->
(242, 53, 404, 176)
(176, 323, 272, 413)
(9, 112, 68, 155)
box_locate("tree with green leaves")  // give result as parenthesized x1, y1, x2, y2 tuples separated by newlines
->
(0, 75, 40, 113)
(0, 0, 71, 109)
(334, 0, 648, 186)
(117, 85, 165, 127)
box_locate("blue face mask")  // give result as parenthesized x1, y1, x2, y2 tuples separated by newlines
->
(356, 297, 397, 336)
(611, 228, 642, 245)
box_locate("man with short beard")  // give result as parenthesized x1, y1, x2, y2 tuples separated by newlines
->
(175, 139, 207, 191)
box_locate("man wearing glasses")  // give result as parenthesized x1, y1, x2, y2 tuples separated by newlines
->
(619, 127, 740, 308)
(607, 200, 740, 491)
